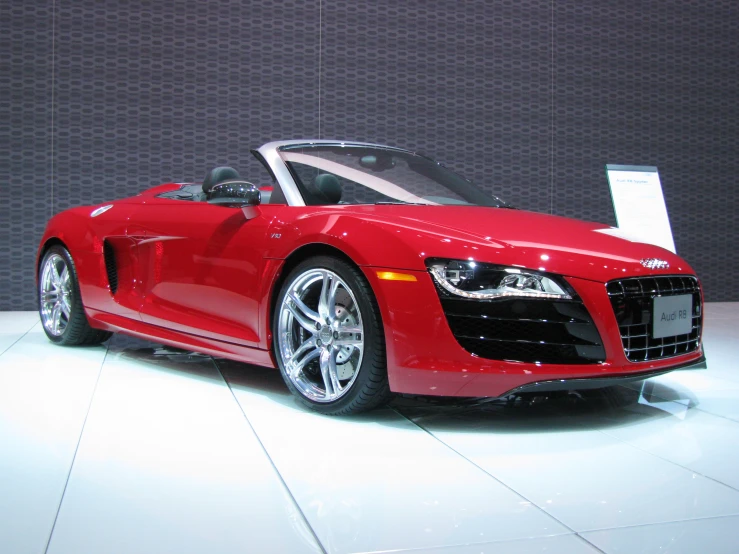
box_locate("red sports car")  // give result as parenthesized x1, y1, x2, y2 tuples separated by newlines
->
(37, 140, 705, 414)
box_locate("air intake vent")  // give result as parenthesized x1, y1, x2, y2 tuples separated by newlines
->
(103, 240, 118, 294)
(432, 279, 606, 364)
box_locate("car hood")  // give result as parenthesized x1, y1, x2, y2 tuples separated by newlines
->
(331, 205, 694, 282)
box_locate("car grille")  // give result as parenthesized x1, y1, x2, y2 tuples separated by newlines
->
(606, 276, 702, 362)
(433, 282, 606, 364)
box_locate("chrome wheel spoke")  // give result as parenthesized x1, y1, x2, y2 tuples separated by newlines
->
(291, 336, 317, 360)
(318, 271, 339, 322)
(328, 350, 343, 395)
(51, 262, 62, 287)
(286, 302, 319, 333)
(287, 338, 319, 377)
(60, 266, 69, 290)
(333, 324, 363, 347)
(290, 349, 319, 379)
(319, 348, 342, 399)
(60, 296, 71, 319)
(288, 291, 320, 324)
(337, 325, 362, 335)
(333, 336, 363, 347)
(51, 304, 63, 334)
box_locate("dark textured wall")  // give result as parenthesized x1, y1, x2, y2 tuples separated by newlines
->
(2, 0, 738, 309)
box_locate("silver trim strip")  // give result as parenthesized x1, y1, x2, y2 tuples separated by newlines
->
(256, 142, 306, 206)
(91, 205, 113, 217)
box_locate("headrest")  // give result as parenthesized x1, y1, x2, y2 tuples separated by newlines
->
(202, 166, 241, 193)
(311, 174, 342, 204)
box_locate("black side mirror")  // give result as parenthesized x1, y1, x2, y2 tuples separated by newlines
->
(207, 180, 261, 207)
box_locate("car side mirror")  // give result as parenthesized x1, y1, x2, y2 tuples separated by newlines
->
(207, 180, 261, 208)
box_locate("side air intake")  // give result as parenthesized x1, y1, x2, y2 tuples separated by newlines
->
(103, 240, 118, 295)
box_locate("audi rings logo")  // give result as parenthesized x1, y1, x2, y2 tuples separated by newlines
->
(640, 258, 670, 270)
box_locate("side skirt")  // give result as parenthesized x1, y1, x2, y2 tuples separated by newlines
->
(86, 308, 276, 368)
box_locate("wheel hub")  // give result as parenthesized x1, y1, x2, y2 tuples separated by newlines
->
(318, 325, 333, 345)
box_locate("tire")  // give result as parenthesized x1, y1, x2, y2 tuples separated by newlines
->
(273, 255, 391, 415)
(38, 245, 112, 346)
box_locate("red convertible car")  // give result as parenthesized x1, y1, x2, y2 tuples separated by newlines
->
(37, 140, 705, 414)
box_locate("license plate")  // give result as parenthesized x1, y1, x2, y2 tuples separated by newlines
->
(652, 294, 693, 339)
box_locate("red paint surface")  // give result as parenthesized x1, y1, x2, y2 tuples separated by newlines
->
(37, 186, 703, 397)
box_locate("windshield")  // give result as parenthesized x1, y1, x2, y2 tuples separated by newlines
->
(278, 144, 508, 207)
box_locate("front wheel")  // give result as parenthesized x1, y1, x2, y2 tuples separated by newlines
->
(273, 256, 391, 415)
(38, 245, 112, 346)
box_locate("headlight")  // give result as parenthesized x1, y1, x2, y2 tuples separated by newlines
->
(426, 259, 573, 300)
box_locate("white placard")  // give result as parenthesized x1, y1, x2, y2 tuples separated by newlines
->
(606, 164, 676, 253)
(653, 294, 692, 338)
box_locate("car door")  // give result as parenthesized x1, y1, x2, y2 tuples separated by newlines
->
(129, 197, 272, 346)
(78, 200, 144, 321)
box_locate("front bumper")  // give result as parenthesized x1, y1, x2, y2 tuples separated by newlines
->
(502, 354, 706, 396)
(365, 268, 705, 398)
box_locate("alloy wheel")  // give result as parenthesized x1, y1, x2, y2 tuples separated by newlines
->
(277, 268, 365, 402)
(39, 253, 72, 336)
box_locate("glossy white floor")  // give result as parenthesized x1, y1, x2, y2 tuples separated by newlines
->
(1, 305, 738, 554)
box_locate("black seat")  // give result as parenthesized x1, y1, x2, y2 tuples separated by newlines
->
(202, 166, 241, 194)
(308, 173, 342, 204)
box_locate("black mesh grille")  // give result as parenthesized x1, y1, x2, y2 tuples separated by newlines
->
(103, 240, 118, 295)
(433, 280, 606, 364)
(606, 276, 702, 362)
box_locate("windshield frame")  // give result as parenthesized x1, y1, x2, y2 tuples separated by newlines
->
(254, 140, 509, 208)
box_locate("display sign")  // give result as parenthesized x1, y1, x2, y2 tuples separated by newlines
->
(653, 294, 693, 338)
(605, 165, 676, 253)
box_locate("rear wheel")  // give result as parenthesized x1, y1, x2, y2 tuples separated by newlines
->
(38, 245, 112, 346)
(273, 256, 391, 415)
